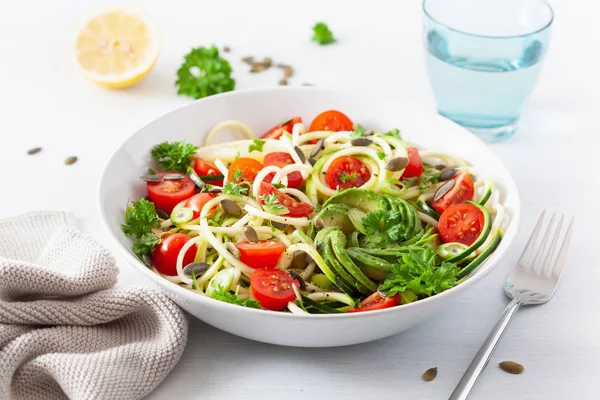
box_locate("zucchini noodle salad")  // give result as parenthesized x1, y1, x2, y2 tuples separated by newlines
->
(121, 110, 506, 314)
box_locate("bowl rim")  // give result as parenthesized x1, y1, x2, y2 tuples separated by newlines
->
(98, 86, 521, 320)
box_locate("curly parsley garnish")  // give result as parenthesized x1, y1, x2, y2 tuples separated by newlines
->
(231, 168, 243, 183)
(248, 139, 266, 153)
(312, 22, 336, 45)
(384, 128, 402, 139)
(377, 151, 387, 160)
(151, 141, 198, 173)
(223, 181, 248, 196)
(338, 172, 357, 183)
(210, 285, 260, 308)
(260, 194, 285, 210)
(121, 199, 161, 258)
(176, 45, 235, 100)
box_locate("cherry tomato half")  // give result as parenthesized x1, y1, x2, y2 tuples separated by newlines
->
(401, 147, 424, 179)
(259, 182, 313, 218)
(432, 171, 475, 213)
(152, 233, 198, 276)
(147, 172, 195, 214)
(251, 268, 299, 311)
(184, 192, 216, 219)
(325, 156, 371, 190)
(237, 240, 287, 269)
(228, 157, 264, 183)
(347, 292, 400, 313)
(263, 152, 303, 189)
(438, 203, 485, 246)
(261, 116, 303, 140)
(309, 110, 353, 132)
(194, 158, 223, 186)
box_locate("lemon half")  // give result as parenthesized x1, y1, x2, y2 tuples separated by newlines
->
(74, 7, 160, 88)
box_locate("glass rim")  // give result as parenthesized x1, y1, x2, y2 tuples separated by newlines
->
(422, 0, 554, 39)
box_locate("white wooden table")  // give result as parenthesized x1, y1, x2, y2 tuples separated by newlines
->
(1, 0, 598, 398)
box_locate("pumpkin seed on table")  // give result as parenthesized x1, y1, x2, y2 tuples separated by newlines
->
(250, 64, 267, 73)
(183, 262, 210, 276)
(242, 226, 259, 242)
(64, 156, 78, 166)
(242, 56, 254, 64)
(385, 157, 409, 172)
(422, 367, 438, 381)
(226, 241, 241, 259)
(27, 147, 42, 155)
(278, 79, 288, 86)
(498, 361, 524, 374)
(220, 199, 242, 216)
(223, 46, 231, 53)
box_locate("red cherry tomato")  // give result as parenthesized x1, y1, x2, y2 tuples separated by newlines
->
(438, 203, 485, 246)
(401, 147, 424, 179)
(325, 156, 371, 190)
(236, 240, 287, 269)
(259, 182, 313, 218)
(152, 233, 198, 276)
(184, 193, 216, 219)
(251, 268, 299, 311)
(194, 158, 223, 186)
(432, 171, 475, 213)
(147, 172, 195, 214)
(309, 110, 353, 132)
(261, 116, 303, 140)
(347, 292, 400, 313)
(262, 152, 303, 189)
(228, 157, 264, 183)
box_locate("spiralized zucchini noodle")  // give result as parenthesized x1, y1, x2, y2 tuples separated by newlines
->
(125, 111, 506, 314)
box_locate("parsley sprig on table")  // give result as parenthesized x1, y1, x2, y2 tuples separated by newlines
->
(121, 199, 161, 258)
(379, 247, 458, 297)
(312, 22, 336, 45)
(176, 45, 235, 100)
(151, 141, 198, 173)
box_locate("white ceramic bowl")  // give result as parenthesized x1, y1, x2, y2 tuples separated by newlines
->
(98, 87, 520, 347)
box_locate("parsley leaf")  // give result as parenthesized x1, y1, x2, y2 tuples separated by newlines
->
(338, 172, 357, 183)
(260, 194, 285, 210)
(380, 247, 458, 297)
(223, 181, 248, 196)
(417, 168, 441, 190)
(384, 128, 402, 139)
(210, 286, 261, 308)
(272, 182, 286, 189)
(312, 22, 336, 45)
(248, 139, 266, 153)
(151, 141, 198, 173)
(176, 45, 235, 100)
(350, 124, 365, 139)
(377, 151, 387, 160)
(231, 168, 243, 183)
(121, 199, 161, 257)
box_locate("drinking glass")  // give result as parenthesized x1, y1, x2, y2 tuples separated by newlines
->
(423, 0, 553, 143)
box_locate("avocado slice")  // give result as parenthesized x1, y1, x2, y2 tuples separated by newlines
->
(330, 229, 378, 293)
(346, 248, 393, 273)
(314, 227, 358, 295)
(312, 204, 354, 235)
(323, 189, 389, 213)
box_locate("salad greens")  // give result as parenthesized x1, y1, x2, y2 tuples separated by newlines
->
(121, 199, 161, 258)
(312, 22, 336, 45)
(151, 141, 198, 173)
(176, 45, 235, 100)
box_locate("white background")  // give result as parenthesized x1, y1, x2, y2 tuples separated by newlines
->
(1, 0, 599, 399)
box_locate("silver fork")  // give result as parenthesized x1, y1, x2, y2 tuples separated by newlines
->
(449, 211, 574, 400)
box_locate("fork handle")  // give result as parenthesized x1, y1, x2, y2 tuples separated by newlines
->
(448, 298, 523, 400)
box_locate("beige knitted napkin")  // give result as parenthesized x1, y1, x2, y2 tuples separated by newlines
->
(0, 212, 188, 400)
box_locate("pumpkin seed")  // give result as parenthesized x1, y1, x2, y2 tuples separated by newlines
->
(302, 83, 314, 86)
(239, 181, 252, 193)
(433, 179, 455, 202)
(220, 199, 242, 216)
(385, 157, 409, 172)
(314, 216, 325, 231)
(376, 284, 388, 298)
(242, 226, 259, 242)
(142, 254, 152, 268)
(141, 175, 162, 183)
(64, 156, 78, 166)
(27, 147, 42, 155)
(289, 270, 306, 290)
(294, 145, 306, 163)
(242, 56, 254, 64)
(439, 168, 458, 182)
(156, 209, 170, 220)
(435, 164, 446, 171)
(163, 173, 184, 180)
(226, 242, 241, 259)
(183, 262, 210, 276)
(498, 361, 524, 374)
(271, 221, 289, 230)
(278, 79, 288, 86)
(262, 57, 272, 68)
(250, 64, 266, 73)
(283, 66, 294, 78)
(310, 138, 325, 158)
(422, 367, 438, 381)
(223, 46, 231, 53)
(208, 186, 223, 194)
(363, 129, 375, 136)
(291, 251, 307, 270)
(308, 157, 317, 166)
(351, 137, 373, 147)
